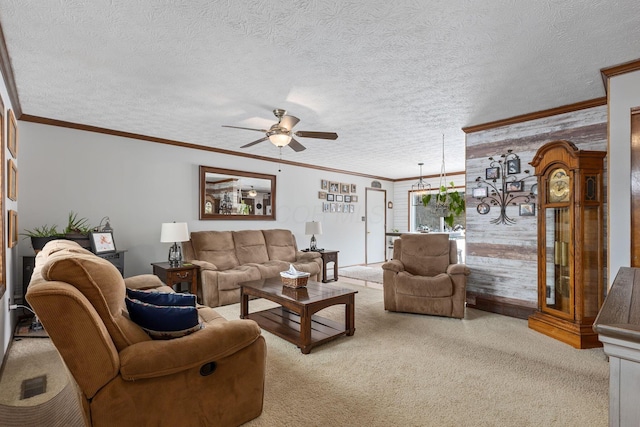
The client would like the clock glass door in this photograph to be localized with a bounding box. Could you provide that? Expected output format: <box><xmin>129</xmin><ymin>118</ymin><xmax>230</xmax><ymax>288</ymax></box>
<box><xmin>544</xmin><ymin>206</ymin><xmax>572</xmax><ymax>317</ymax></box>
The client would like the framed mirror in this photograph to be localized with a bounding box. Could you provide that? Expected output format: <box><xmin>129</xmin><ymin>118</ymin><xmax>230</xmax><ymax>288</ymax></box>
<box><xmin>199</xmin><ymin>166</ymin><xmax>276</xmax><ymax>220</ymax></box>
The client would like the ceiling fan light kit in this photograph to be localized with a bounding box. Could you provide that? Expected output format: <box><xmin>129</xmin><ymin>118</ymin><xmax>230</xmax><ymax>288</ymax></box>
<box><xmin>222</xmin><ymin>108</ymin><xmax>338</xmax><ymax>152</ymax></box>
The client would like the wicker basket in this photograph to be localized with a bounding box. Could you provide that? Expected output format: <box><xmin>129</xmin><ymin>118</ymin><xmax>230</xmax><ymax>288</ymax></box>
<box><xmin>281</xmin><ymin>274</ymin><xmax>309</xmax><ymax>288</ymax></box>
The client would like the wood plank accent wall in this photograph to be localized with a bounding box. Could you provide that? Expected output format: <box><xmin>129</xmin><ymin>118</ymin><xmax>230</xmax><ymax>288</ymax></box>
<box><xmin>464</xmin><ymin>106</ymin><xmax>608</xmax><ymax>318</ymax></box>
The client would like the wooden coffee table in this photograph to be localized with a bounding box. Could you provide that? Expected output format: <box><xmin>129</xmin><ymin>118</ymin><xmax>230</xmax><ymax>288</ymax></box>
<box><xmin>240</xmin><ymin>278</ymin><xmax>357</xmax><ymax>354</ymax></box>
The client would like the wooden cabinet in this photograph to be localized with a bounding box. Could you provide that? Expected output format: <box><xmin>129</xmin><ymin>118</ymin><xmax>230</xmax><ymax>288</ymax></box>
<box><xmin>528</xmin><ymin>140</ymin><xmax>606</xmax><ymax>348</ymax></box>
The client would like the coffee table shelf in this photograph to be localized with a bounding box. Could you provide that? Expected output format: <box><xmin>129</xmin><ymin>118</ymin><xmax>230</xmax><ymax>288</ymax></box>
<box><xmin>241</xmin><ymin>279</ymin><xmax>357</xmax><ymax>354</ymax></box>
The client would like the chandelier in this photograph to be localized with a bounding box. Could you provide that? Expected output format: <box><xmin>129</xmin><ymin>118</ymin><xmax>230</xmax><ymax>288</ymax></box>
<box><xmin>412</xmin><ymin>162</ymin><xmax>430</xmax><ymax>193</ymax></box>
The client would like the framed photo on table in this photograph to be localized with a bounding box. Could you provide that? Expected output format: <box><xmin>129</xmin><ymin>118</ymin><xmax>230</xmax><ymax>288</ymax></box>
<box><xmin>90</xmin><ymin>231</ymin><xmax>116</xmax><ymax>254</ymax></box>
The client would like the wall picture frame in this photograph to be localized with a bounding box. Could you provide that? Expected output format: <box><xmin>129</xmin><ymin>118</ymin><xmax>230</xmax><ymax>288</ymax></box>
<box><xmin>486</xmin><ymin>167</ymin><xmax>500</xmax><ymax>180</ymax></box>
<box><xmin>507</xmin><ymin>158</ymin><xmax>521</xmax><ymax>174</ymax></box>
<box><xmin>8</xmin><ymin>158</ymin><xmax>17</xmax><ymax>201</ymax></box>
<box><xmin>340</xmin><ymin>183</ymin><xmax>350</xmax><ymax>193</ymax></box>
<box><xmin>8</xmin><ymin>210</ymin><xmax>17</xmax><ymax>248</ymax></box>
<box><xmin>507</xmin><ymin>181</ymin><xmax>523</xmax><ymax>192</ymax></box>
<box><xmin>349</xmin><ymin>204</ymin><xmax>355</xmax><ymax>213</ymax></box>
<box><xmin>351</xmin><ymin>195</ymin><xmax>358</xmax><ymax>202</ymax></box>
<box><xmin>321</xmin><ymin>179</ymin><xmax>328</xmax><ymax>190</ymax></box>
<box><xmin>336</xmin><ymin>194</ymin><xmax>343</xmax><ymax>202</ymax></box>
<box><xmin>7</xmin><ymin>109</ymin><xmax>17</xmax><ymax>159</ymax></box>
<box><xmin>519</xmin><ymin>203</ymin><xmax>536</xmax><ymax>216</ymax></box>
<box><xmin>322</xmin><ymin>202</ymin><xmax>330</xmax><ymax>212</ymax></box>
<box><xmin>90</xmin><ymin>231</ymin><xmax>117</xmax><ymax>254</ymax></box>
<box><xmin>350</xmin><ymin>184</ymin><xmax>356</xmax><ymax>193</ymax></box>
<box><xmin>318</xmin><ymin>191</ymin><xmax>327</xmax><ymax>199</ymax></box>
<box><xmin>472</xmin><ymin>187</ymin><xmax>488</xmax><ymax>198</ymax></box>
<box><xmin>326</xmin><ymin>193</ymin><xmax>335</xmax><ymax>202</ymax></box>
<box><xmin>477</xmin><ymin>202</ymin><xmax>490</xmax><ymax>215</ymax></box>
<box><xmin>329</xmin><ymin>182</ymin><xmax>339</xmax><ymax>193</ymax></box>
<box><xmin>344</xmin><ymin>195</ymin><xmax>351</xmax><ymax>202</ymax></box>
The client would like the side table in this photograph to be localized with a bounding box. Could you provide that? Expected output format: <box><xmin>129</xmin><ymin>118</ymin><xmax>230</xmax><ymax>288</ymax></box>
<box><xmin>317</xmin><ymin>250</ymin><xmax>339</xmax><ymax>283</ymax></box>
<box><xmin>151</xmin><ymin>262</ymin><xmax>199</xmax><ymax>299</ymax></box>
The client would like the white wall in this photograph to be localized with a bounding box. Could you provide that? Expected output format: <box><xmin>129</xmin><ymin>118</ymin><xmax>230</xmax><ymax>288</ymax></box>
<box><xmin>17</xmin><ymin>122</ymin><xmax>393</xmax><ymax>283</ymax></box>
<box><xmin>0</xmin><ymin>70</ymin><xmax>18</xmax><ymax>360</ymax></box>
<box><xmin>608</xmin><ymin>69</ymin><xmax>640</xmax><ymax>284</ymax></box>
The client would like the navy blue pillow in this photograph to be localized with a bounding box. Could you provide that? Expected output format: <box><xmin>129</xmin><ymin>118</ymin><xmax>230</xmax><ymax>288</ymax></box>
<box><xmin>126</xmin><ymin>288</ymin><xmax>196</xmax><ymax>307</ymax></box>
<box><xmin>125</xmin><ymin>297</ymin><xmax>201</xmax><ymax>339</ymax></box>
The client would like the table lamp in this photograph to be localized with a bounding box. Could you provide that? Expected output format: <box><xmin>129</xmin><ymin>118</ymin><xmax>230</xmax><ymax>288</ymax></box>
<box><xmin>305</xmin><ymin>221</ymin><xmax>322</xmax><ymax>251</ymax></box>
<box><xmin>160</xmin><ymin>222</ymin><xmax>189</xmax><ymax>266</ymax></box>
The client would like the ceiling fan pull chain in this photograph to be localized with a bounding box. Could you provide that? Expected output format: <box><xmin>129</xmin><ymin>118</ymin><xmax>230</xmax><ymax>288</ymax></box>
<box><xmin>278</xmin><ymin>147</ymin><xmax>282</xmax><ymax>172</ymax></box>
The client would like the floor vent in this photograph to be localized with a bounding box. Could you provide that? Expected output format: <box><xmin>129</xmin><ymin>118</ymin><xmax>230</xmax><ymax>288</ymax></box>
<box><xmin>21</xmin><ymin>375</ymin><xmax>47</xmax><ymax>399</ymax></box>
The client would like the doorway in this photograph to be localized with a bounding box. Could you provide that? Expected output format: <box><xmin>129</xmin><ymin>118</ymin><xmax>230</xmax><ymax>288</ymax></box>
<box><xmin>365</xmin><ymin>188</ymin><xmax>386</xmax><ymax>264</ymax></box>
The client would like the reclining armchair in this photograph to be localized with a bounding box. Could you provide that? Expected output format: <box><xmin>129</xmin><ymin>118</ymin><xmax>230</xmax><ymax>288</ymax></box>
<box><xmin>26</xmin><ymin>240</ymin><xmax>266</xmax><ymax>427</ymax></box>
<box><xmin>382</xmin><ymin>233</ymin><xmax>470</xmax><ymax>319</ymax></box>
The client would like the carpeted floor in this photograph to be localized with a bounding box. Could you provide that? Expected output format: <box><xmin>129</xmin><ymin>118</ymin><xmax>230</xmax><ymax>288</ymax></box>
<box><xmin>0</xmin><ymin>281</ymin><xmax>609</xmax><ymax>426</ymax></box>
<box><xmin>338</xmin><ymin>265</ymin><xmax>383</xmax><ymax>283</ymax></box>
<box><xmin>0</xmin><ymin>338</ymin><xmax>85</xmax><ymax>426</ymax></box>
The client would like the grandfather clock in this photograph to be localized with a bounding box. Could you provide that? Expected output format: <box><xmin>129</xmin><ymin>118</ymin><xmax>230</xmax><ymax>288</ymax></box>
<box><xmin>528</xmin><ymin>140</ymin><xmax>606</xmax><ymax>349</ymax></box>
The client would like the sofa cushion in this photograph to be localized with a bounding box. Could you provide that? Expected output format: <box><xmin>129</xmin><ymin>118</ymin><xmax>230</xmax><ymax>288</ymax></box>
<box><xmin>216</xmin><ymin>265</ymin><xmax>262</xmax><ymax>291</ymax></box>
<box><xmin>395</xmin><ymin>272</ymin><xmax>453</xmax><ymax>298</ymax></box>
<box><xmin>233</xmin><ymin>230</ymin><xmax>270</xmax><ymax>265</ymax></box>
<box><xmin>125</xmin><ymin>297</ymin><xmax>202</xmax><ymax>340</ymax></box>
<box><xmin>190</xmin><ymin>231</ymin><xmax>239</xmax><ymax>270</ymax></box>
<box><xmin>400</xmin><ymin>234</ymin><xmax>451</xmax><ymax>277</ymax></box>
<box><xmin>126</xmin><ymin>288</ymin><xmax>196</xmax><ymax>307</ymax></box>
<box><xmin>262</xmin><ymin>229</ymin><xmax>297</xmax><ymax>262</ymax></box>
<box><xmin>250</xmin><ymin>260</ymin><xmax>290</xmax><ymax>279</ymax></box>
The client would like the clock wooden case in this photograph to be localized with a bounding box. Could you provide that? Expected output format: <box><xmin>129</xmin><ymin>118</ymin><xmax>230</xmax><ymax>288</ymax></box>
<box><xmin>528</xmin><ymin>140</ymin><xmax>606</xmax><ymax>349</ymax></box>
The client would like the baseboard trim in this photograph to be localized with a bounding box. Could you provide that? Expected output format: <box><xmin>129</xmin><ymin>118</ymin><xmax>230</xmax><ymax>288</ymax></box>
<box><xmin>466</xmin><ymin>293</ymin><xmax>536</xmax><ymax>320</ymax></box>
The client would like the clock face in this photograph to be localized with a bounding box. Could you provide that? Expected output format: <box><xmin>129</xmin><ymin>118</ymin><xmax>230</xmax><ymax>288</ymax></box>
<box><xmin>548</xmin><ymin>168</ymin><xmax>570</xmax><ymax>203</ymax></box>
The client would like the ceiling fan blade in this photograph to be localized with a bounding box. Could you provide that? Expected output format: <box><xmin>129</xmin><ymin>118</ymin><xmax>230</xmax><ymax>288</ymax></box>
<box><xmin>222</xmin><ymin>125</ymin><xmax>267</xmax><ymax>133</ymax></box>
<box><xmin>294</xmin><ymin>131</ymin><xmax>338</xmax><ymax>140</ymax></box>
<box><xmin>240</xmin><ymin>137</ymin><xmax>268</xmax><ymax>148</ymax></box>
<box><xmin>279</xmin><ymin>115</ymin><xmax>300</xmax><ymax>131</ymax></box>
<box><xmin>288</xmin><ymin>138</ymin><xmax>306</xmax><ymax>152</ymax></box>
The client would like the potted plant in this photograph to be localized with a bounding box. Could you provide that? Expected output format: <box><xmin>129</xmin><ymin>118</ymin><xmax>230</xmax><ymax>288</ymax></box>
<box><xmin>22</xmin><ymin>224</ymin><xmax>62</xmax><ymax>251</ymax></box>
<box><xmin>63</xmin><ymin>211</ymin><xmax>92</xmax><ymax>249</ymax></box>
<box><xmin>422</xmin><ymin>181</ymin><xmax>466</xmax><ymax>229</ymax></box>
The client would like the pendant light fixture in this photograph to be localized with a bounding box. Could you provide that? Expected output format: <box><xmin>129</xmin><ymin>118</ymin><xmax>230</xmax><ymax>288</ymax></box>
<box><xmin>411</xmin><ymin>162</ymin><xmax>431</xmax><ymax>206</ymax></box>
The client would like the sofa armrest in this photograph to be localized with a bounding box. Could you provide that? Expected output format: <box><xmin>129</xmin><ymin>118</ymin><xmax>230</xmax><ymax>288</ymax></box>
<box><xmin>447</xmin><ymin>264</ymin><xmax>470</xmax><ymax>276</ymax></box>
<box><xmin>382</xmin><ymin>259</ymin><xmax>404</xmax><ymax>273</ymax></box>
<box><xmin>124</xmin><ymin>274</ymin><xmax>166</xmax><ymax>290</ymax></box>
<box><xmin>296</xmin><ymin>251</ymin><xmax>321</xmax><ymax>261</ymax></box>
<box><xmin>189</xmin><ymin>260</ymin><xmax>218</xmax><ymax>271</ymax></box>
<box><xmin>119</xmin><ymin>319</ymin><xmax>262</xmax><ymax>380</ymax></box>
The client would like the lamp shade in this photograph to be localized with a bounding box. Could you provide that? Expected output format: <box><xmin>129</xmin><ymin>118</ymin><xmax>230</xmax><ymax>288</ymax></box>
<box><xmin>305</xmin><ymin>221</ymin><xmax>322</xmax><ymax>236</ymax></box>
<box><xmin>160</xmin><ymin>222</ymin><xmax>189</xmax><ymax>243</ymax></box>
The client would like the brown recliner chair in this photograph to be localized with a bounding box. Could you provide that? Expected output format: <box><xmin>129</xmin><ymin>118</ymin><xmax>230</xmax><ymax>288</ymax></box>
<box><xmin>26</xmin><ymin>240</ymin><xmax>266</xmax><ymax>427</ymax></box>
<box><xmin>382</xmin><ymin>233</ymin><xmax>470</xmax><ymax>319</ymax></box>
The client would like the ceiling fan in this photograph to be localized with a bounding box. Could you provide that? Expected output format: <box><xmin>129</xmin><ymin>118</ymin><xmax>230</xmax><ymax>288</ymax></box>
<box><xmin>222</xmin><ymin>109</ymin><xmax>338</xmax><ymax>152</ymax></box>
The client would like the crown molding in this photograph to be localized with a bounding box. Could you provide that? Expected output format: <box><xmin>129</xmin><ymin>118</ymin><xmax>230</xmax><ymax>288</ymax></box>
<box><xmin>462</xmin><ymin>97</ymin><xmax>607</xmax><ymax>134</ymax></box>
<box><xmin>0</xmin><ymin>22</ymin><xmax>22</xmax><ymax>116</ymax></box>
<box><xmin>20</xmin><ymin>114</ymin><xmax>398</xmax><ymax>181</ymax></box>
<box><xmin>600</xmin><ymin>58</ymin><xmax>640</xmax><ymax>89</ymax></box>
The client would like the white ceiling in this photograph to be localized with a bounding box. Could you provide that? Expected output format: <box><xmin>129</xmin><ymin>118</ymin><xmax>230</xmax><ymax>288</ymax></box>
<box><xmin>1</xmin><ymin>0</ymin><xmax>639</xmax><ymax>179</ymax></box>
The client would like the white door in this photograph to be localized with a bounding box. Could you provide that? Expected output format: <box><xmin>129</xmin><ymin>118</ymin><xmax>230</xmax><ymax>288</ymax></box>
<box><xmin>366</xmin><ymin>188</ymin><xmax>386</xmax><ymax>264</ymax></box>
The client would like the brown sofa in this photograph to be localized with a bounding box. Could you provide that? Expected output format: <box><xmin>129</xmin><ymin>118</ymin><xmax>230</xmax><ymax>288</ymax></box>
<box><xmin>382</xmin><ymin>233</ymin><xmax>470</xmax><ymax>319</ymax></box>
<box><xmin>26</xmin><ymin>240</ymin><xmax>266</xmax><ymax>427</ymax></box>
<box><xmin>183</xmin><ymin>229</ymin><xmax>322</xmax><ymax>307</ymax></box>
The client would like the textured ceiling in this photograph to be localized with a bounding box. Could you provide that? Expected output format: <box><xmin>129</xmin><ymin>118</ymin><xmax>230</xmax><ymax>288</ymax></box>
<box><xmin>1</xmin><ymin>0</ymin><xmax>639</xmax><ymax>179</ymax></box>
